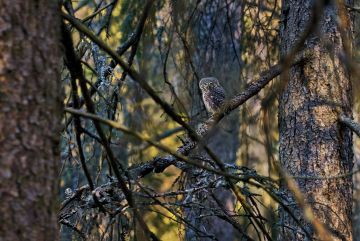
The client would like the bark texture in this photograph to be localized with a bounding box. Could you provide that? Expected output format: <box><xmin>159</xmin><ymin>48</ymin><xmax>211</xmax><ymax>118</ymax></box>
<box><xmin>278</xmin><ymin>1</ymin><xmax>353</xmax><ymax>240</ymax></box>
<box><xmin>0</xmin><ymin>1</ymin><xmax>62</xmax><ymax>240</ymax></box>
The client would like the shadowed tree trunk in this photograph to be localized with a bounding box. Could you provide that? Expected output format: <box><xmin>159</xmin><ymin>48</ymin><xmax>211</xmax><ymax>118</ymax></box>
<box><xmin>180</xmin><ymin>1</ymin><xmax>243</xmax><ymax>240</ymax></box>
<box><xmin>352</xmin><ymin>1</ymin><xmax>360</xmax><ymax>240</ymax></box>
<box><xmin>278</xmin><ymin>1</ymin><xmax>353</xmax><ymax>240</ymax></box>
<box><xmin>0</xmin><ymin>1</ymin><xmax>62</xmax><ymax>240</ymax></box>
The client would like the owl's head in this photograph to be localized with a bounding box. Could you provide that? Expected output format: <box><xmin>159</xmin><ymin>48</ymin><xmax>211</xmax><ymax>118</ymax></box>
<box><xmin>199</xmin><ymin>77</ymin><xmax>220</xmax><ymax>91</ymax></box>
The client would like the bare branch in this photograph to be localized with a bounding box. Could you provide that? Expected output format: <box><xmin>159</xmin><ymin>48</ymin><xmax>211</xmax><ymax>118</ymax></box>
<box><xmin>339</xmin><ymin>115</ymin><xmax>360</xmax><ymax>137</ymax></box>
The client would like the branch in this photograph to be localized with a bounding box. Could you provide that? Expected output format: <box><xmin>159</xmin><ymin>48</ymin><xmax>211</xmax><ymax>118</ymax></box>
<box><xmin>111</xmin><ymin>0</ymin><xmax>154</xmax><ymax>59</ymax></box>
<box><xmin>127</xmin><ymin>127</ymin><xmax>184</xmax><ymax>156</ymax></box>
<box><xmin>339</xmin><ymin>115</ymin><xmax>360</xmax><ymax>137</ymax></box>
<box><xmin>61</xmin><ymin>10</ymin><xmax>237</xmax><ymax>188</ymax></box>
<box><xmin>61</xmin><ymin>10</ymin><xmax>310</xmax><ymax>239</ymax></box>
<box><xmin>64</xmin><ymin>107</ymin><xmax>262</xmax><ymax>183</ymax></box>
<box><xmin>346</xmin><ymin>5</ymin><xmax>360</xmax><ymax>13</ymax></box>
<box><xmin>62</xmin><ymin>11</ymin><xmax>199</xmax><ymax>141</ymax></box>
<box><xmin>61</xmin><ymin>22</ymin><xmax>159</xmax><ymax>241</ymax></box>
<box><xmin>82</xmin><ymin>1</ymin><xmax>116</xmax><ymax>22</ymax></box>
<box><xmin>62</xmin><ymin>9</ymin><xmax>308</xmax><ymax>182</ymax></box>
<box><xmin>65</xmin><ymin>0</ymin><xmax>153</xmax><ymax>112</ymax></box>
<box><xmin>64</xmin><ymin>107</ymin><xmax>274</xmax><ymax>240</ymax></box>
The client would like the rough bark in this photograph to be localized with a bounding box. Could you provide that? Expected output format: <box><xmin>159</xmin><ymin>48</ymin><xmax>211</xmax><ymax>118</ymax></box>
<box><xmin>278</xmin><ymin>1</ymin><xmax>353</xmax><ymax>240</ymax></box>
<box><xmin>0</xmin><ymin>1</ymin><xmax>62</xmax><ymax>241</ymax></box>
<box><xmin>352</xmin><ymin>1</ymin><xmax>360</xmax><ymax>240</ymax></box>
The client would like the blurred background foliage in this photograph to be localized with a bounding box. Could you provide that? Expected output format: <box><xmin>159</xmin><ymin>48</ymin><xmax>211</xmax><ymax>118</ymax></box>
<box><xmin>60</xmin><ymin>0</ymin><xmax>360</xmax><ymax>240</ymax></box>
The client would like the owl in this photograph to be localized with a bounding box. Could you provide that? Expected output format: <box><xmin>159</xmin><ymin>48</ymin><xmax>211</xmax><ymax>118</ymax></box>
<box><xmin>199</xmin><ymin>77</ymin><xmax>226</xmax><ymax>115</ymax></box>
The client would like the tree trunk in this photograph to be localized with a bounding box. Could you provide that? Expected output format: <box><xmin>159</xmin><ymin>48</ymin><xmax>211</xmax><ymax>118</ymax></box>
<box><xmin>278</xmin><ymin>1</ymin><xmax>353</xmax><ymax>240</ymax></box>
<box><xmin>182</xmin><ymin>1</ymin><xmax>243</xmax><ymax>240</ymax></box>
<box><xmin>0</xmin><ymin>1</ymin><xmax>62</xmax><ymax>241</ymax></box>
<box><xmin>352</xmin><ymin>0</ymin><xmax>360</xmax><ymax>240</ymax></box>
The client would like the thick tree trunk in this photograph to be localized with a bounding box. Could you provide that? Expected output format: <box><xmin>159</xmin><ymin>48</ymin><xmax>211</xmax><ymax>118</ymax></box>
<box><xmin>278</xmin><ymin>1</ymin><xmax>353</xmax><ymax>240</ymax></box>
<box><xmin>352</xmin><ymin>1</ymin><xmax>360</xmax><ymax>240</ymax></box>
<box><xmin>0</xmin><ymin>1</ymin><xmax>62</xmax><ymax>241</ymax></box>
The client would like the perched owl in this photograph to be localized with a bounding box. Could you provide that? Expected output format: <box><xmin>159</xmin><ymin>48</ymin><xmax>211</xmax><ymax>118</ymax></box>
<box><xmin>199</xmin><ymin>77</ymin><xmax>226</xmax><ymax>115</ymax></box>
